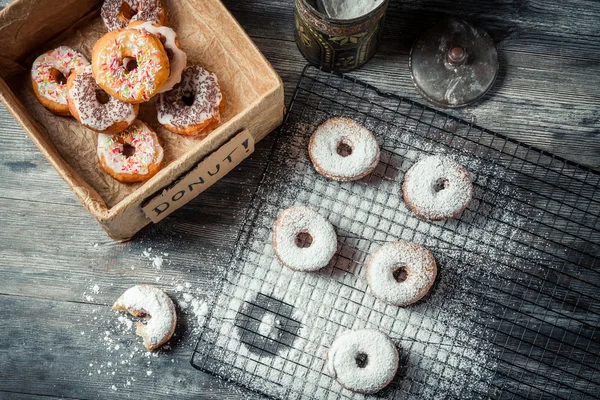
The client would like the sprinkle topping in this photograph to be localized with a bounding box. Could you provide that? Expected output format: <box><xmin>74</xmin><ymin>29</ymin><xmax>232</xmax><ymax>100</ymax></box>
<box><xmin>94</xmin><ymin>29</ymin><xmax>166</xmax><ymax>102</ymax></box>
<box><xmin>68</xmin><ymin>66</ymin><xmax>137</xmax><ymax>131</ymax></box>
<box><xmin>101</xmin><ymin>0</ymin><xmax>164</xmax><ymax>31</ymax></box>
<box><xmin>31</xmin><ymin>46</ymin><xmax>89</xmax><ymax>105</ymax></box>
<box><xmin>97</xmin><ymin>120</ymin><xmax>163</xmax><ymax>175</ymax></box>
<box><xmin>156</xmin><ymin>65</ymin><xmax>222</xmax><ymax>128</ymax></box>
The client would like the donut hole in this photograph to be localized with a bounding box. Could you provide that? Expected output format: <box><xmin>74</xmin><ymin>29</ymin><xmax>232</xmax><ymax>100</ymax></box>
<box><xmin>182</xmin><ymin>93</ymin><xmax>195</xmax><ymax>106</ymax></box>
<box><xmin>122</xmin><ymin>143</ymin><xmax>136</xmax><ymax>158</ymax></box>
<box><xmin>434</xmin><ymin>178</ymin><xmax>450</xmax><ymax>193</ymax></box>
<box><xmin>392</xmin><ymin>266</ymin><xmax>409</xmax><ymax>283</ymax></box>
<box><xmin>95</xmin><ymin>89</ymin><xmax>111</xmax><ymax>105</ymax></box>
<box><xmin>50</xmin><ymin>68</ymin><xmax>68</xmax><ymax>85</ymax></box>
<box><xmin>119</xmin><ymin>1</ymin><xmax>138</xmax><ymax>21</ymax></box>
<box><xmin>355</xmin><ymin>352</ymin><xmax>369</xmax><ymax>368</ymax></box>
<box><xmin>123</xmin><ymin>57</ymin><xmax>138</xmax><ymax>73</ymax></box>
<box><xmin>295</xmin><ymin>232</ymin><xmax>313</xmax><ymax>248</ymax></box>
<box><xmin>336</xmin><ymin>140</ymin><xmax>353</xmax><ymax>157</ymax></box>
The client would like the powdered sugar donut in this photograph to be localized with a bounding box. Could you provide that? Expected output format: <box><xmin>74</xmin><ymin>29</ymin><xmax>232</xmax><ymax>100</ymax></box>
<box><xmin>272</xmin><ymin>206</ymin><xmax>337</xmax><ymax>272</ymax></box>
<box><xmin>128</xmin><ymin>21</ymin><xmax>187</xmax><ymax>93</ymax></box>
<box><xmin>97</xmin><ymin>120</ymin><xmax>164</xmax><ymax>183</ymax></box>
<box><xmin>67</xmin><ymin>66</ymin><xmax>138</xmax><ymax>134</ymax></box>
<box><xmin>112</xmin><ymin>284</ymin><xmax>176</xmax><ymax>351</ymax></box>
<box><xmin>101</xmin><ymin>0</ymin><xmax>167</xmax><ymax>31</ymax></box>
<box><xmin>156</xmin><ymin>65</ymin><xmax>224</xmax><ymax>137</ymax></box>
<box><xmin>327</xmin><ymin>329</ymin><xmax>398</xmax><ymax>394</ymax></box>
<box><xmin>31</xmin><ymin>46</ymin><xmax>90</xmax><ymax>116</ymax></box>
<box><xmin>366</xmin><ymin>241</ymin><xmax>437</xmax><ymax>306</ymax></box>
<box><xmin>309</xmin><ymin>117</ymin><xmax>380</xmax><ymax>181</ymax></box>
<box><xmin>402</xmin><ymin>155</ymin><xmax>473</xmax><ymax>221</ymax></box>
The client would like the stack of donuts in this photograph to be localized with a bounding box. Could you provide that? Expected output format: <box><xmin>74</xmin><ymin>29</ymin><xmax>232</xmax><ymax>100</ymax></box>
<box><xmin>30</xmin><ymin>0</ymin><xmax>225</xmax><ymax>183</ymax></box>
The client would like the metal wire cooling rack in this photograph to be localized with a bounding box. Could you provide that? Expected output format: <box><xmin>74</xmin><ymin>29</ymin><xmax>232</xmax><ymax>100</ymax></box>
<box><xmin>191</xmin><ymin>65</ymin><xmax>600</xmax><ymax>400</ymax></box>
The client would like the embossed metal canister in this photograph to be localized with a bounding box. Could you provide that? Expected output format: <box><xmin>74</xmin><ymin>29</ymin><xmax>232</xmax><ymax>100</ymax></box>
<box><xmin>294</xmin><ymin>0</ymin><xmax>389</xmax><ymax>72</ymax></box>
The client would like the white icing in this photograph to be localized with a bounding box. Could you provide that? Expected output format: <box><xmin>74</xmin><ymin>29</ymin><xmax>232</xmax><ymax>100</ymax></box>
<box><xmin>309</xmin><ymin>117</ymin><xmax>380</xmax><ymax>181</ymax></box>
<box><xmin>113</xmin><ymin>285</ymin><xmax>176</xmax><ymax>349</ymax></box>
<box><xmin>97</xmin><ymin>120</ymin><xmax>163</xmax><ymax>175</ymax></box>
<box><xmin>272</xmin><ymin>206</ymin><xmax>337</xmax><ymax>272</ymax></box>
<box><xmin>366</xmin><ymin>241</ymin><xmax>436</xmax><ymax>306</ymax></box>
<box><xmin>130</xmin><ymin>22</ymin><xmax>187</xmax><ymax>93</ymax></box>
<box><xmin>31</xmin><ymin>46</ymin><xmax>89</xmax><ymax>105</ymax></box>
<box><xmin>327</xmin><ymin>329</ymin><xmax>398</xmax><ymax>393</ymax></box>
<box><xmin>68</xmin><ymin>66</ymin><xmax>136</xmax><ymax>131</ymax></box>
<box><xmin>403</xmin><ymin>155</ymin><xmax>473</xmax><ymax>220</ymax></box>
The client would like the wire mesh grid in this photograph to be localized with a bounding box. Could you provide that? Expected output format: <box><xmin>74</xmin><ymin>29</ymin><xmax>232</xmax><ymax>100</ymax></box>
<box><xmin>191</xmin><ymin>65</ymin><xmax>600</xmax><ymax>400</ymax></box>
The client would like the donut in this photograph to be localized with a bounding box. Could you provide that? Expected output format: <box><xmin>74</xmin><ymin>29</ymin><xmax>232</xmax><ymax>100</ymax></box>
<box><xmin>67</xmin><ymin>65</ymin><xmax>139</xmax><ymax>134</ymax></box>
<box><xmin>402</xmin><ymin>155</ymin><xmax>473</xmax><ymax>221</ymax></box>
<box><xmin>112</xmin><ymin>284</ymin><xmax>176</xmax><ymax>351</ymax></box>
<box><xmin>156</xmin><ymin>65</ymin><xmax>225</xmax><ymax>137</ymax></box>
<box><xmin>31</xmin><ymin>46</ymin><xmax>90</xmax><ymax>116</ymax></box>
<box><xmin>101</xmin><ymin>0</ymin><xmax>167</xmax><ymax>31</ymax></box>
<box><xmin>366</xmin><ymin>241</ymin><xmax>437</xmax><ymax>306</ymax></box>
<box><xmin>326</xmin><ymin>329</ymin><xmax>398</xmax><ymax>394</ymax></box>
<box><xmin>309</xmin><ymin>117</ymin><xmax>380</xmax><ymax>182</ymax></box>
<box><xmin>97</xmin><ymin>120</ymin><xmax>164</xmax><ymax>183</ymax></box>
<box><xmin>272</xmin><ymin>206</ymin><xmax>337</xmax><ymax>272</ymax></box>
<box><xmin>128</xmin><ymin>21</ymin><xmax>187</xmax><ymax>93</ymax></box>
<box><xmin>92</xmin><ymin>28</ymin><xmax>170</xmax><ymax>103</ymax></box>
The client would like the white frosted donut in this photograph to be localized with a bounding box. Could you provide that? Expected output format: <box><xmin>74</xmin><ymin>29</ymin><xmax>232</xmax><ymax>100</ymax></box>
<box><xmin>366</xmin><ymin>241</ymin><xmax>437</xmax><ymax>306</ymax></box>
<box><xmin>327</xmin><ymin>329</ymin><xmax>398</xmax><ymax>394</ymax></box>
<box><xmin>129</xmin><ymin>21</ymin><xmax>187</xmax><ymax>93</ymax></box>
<box><xmin>272</xmin><ymin>206</ymin><xmax>337</xmax><ymax>272</ymax></box>
<box><xmin>97</xmin><ymin>120</ymin><xmax>164</xmax><ymax>183</ymax></box>
<box><xmin>112</xmin><ymin>284</ymin><xmax>176</xmax><ymax>351</ymax></box>
<box><xmin>309</xmin><ymin>117</ymin><xmax>380</xmax><ymax>181</ymax></box>
<box><xmin>402</xmin><ymin>155</ymin><xmax>473</xmax><ymax>221</ymax></box>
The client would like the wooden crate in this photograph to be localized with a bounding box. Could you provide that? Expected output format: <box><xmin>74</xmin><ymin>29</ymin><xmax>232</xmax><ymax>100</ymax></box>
<box><xmin>0</xmin><ymin>0</ymin><xmax>285</xmax><ymax>240</ymax></box>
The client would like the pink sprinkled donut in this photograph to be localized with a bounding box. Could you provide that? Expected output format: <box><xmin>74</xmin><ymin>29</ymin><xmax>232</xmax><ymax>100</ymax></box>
<box><xmin>156</xmin><ymin>65</ymin><xmax>225</xmax><ymax>137</ymax></box>
<box><xmin>366</xmin><ymin>241</ymin><xmax>437</xmax><ymax>306</ymax></box>
<box><xmin>31</xmin><ymin>46</ymin><xmax>89</xmax><ymax>116</ymax></box>
<box><xmin>97</xmin><ymin>120</ymin><xmax>164</xmax><ymax>183</ymax></box>
<box><xmin>67</xmin><ymin>66</ymin><xmax>139</xmax><ymax>134</ymax></box>
<box><xmin>101</xmin><ymin>0</ymin><xmax>167</xmax><ymax>31</ymax></box>
<box><xmin>402</xmin><ymin>155</ymin><xmax>473</xmax><ymax>221</ymax></box>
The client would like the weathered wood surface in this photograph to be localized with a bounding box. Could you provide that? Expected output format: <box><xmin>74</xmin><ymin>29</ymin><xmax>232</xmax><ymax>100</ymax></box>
<box><xmin>0</xmin><ymin>0</ymin><xmax>598</xmax><ymax>399</ymax></box>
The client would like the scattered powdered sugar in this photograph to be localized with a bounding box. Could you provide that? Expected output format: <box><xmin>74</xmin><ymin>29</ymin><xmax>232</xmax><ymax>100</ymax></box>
<box><xmin>403</xmin><ymin>155</ymin><xmax>473</xmax><ymax>220</ymax></box>
<box><xmin>272</xmin><ymin>206</ymin><xmax>337</xmax><ymax>272</ymax></box>
<box><xmin>327</xmin><ymin>329</ymin><xmax>398</xmax><ymax>393</ymax></box>
<box><xmin>366</xmin><ymin>241</ymin><xmax>436</xmax><ymax>306</ymax></box>
<box><xmin>309</xmin><ymin>117</ymin><xmax>380</xmax><ymax>181</ymax></box>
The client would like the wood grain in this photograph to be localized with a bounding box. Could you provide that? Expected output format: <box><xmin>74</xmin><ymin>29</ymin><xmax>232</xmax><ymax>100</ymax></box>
<box><xmin>0</xmin><ymin>0</ymin><xmax>598</xmax><ymax>398</ymax></box>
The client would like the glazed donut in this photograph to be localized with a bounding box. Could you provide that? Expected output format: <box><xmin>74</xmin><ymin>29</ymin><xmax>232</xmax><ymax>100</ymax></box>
<box><xmin>272</xmin><ymin>206</ymin><xmax>337</xmax><ymax>272</ymax></box>
<box><xmin>31</xmin><ymin>46</ymin><xmax>89</xmax><ymax>116</ymax></box>
<box><xmin>402</xmin><ymin>155</ymin><xmax>473</xmax><ymax>221</ymax></box>
<box><xmin>128</xmin><ymin>21</ymin><xmax>187</xmax><ymax>93</ymax></box>
<box><xmin>366</xmin><ymin>241</ymin><xmax>437</xmax><ymax>306</ymax></box>
<box><xmin>67</xmin><ymin>65</ymin><xmax>139</xmax><ymax>134</ymax></box>
<box><xmin>156</xmin><ymin>65</ymin><xmax>224</xmax><ymax>137</ymax></box>
<box><xmin>92</xmin><ymin>28</ymin><xmax>170</xmax><ymax>103</ymax></box>
<box><xmin>101</xmin><ymin>0</ymin><xmax>167</xmax><ymax>31</ymax></box>
<box><xmin>309</xmin><ymin>117</ymin><xmax>380</xmax><ymax>181</ymax></box>
<box><xmin>97</xmin><ymin>120</ymin><xmax>164</xmax><ymax>183</ymax></box>
<box><xmin>112</xmin><ymin>284</ymin><xmax>176</xmax><ymax>351</ymax></box>
<box><xmin>327</xmin><ymin>329</ymin><xmax>398</xmax><ymax>394</ymax></box>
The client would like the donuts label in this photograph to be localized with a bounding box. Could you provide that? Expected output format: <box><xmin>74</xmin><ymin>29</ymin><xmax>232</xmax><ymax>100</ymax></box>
<box><xmin>143</xmin><ymin>130</ymin><xmax>255</xmax><ymax>223</ymax></box>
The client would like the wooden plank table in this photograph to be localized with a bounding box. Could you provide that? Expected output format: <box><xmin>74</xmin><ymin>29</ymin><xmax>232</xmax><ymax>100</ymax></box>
<box><xmin>0</xmin><ymin>0</ymin><xmax>598</xmax><ymax>399</ymax></box>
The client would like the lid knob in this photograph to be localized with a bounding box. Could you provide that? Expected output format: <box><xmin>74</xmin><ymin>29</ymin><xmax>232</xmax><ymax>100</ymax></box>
<box><xmin>447</xmin><ymin>46</ymin><xmax>467</xmax><ymax>65</ymax></box>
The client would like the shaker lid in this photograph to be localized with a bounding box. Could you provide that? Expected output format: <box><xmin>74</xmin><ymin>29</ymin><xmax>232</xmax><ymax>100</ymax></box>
<box><xmin>409</xmin><ymin>18</ymin><xmax>499</xmax><ymax>108</ymax></box>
